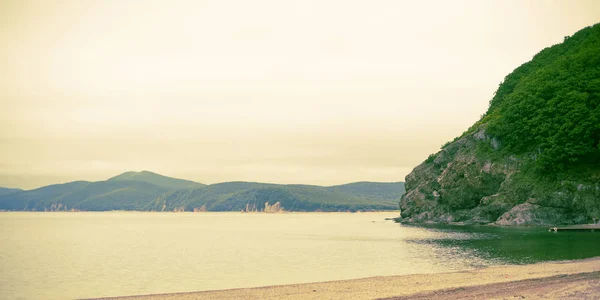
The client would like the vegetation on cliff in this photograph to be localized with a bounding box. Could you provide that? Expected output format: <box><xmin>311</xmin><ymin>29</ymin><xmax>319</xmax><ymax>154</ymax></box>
<box><xmin>400</xmin><ymin>24</ymin><xmax>600</xmax><ymax>225</ymax></box>
<box><xmin>484</xmin><ymin>25</ymin><xmax>600</xmax><ymax>175</ymax></box>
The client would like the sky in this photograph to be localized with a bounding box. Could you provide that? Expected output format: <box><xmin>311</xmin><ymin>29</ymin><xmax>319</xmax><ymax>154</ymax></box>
<box><xmin>1</xmin><ymin>0</ymin><xmax>599</xmax><ymax>189</ymax></box>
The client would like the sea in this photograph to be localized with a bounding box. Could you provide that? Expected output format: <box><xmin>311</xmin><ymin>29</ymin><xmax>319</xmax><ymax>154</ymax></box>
<box><xmin>1</xmin><ymin>212</ymin><xmax>599</xmax><ymax>299</ymax></box>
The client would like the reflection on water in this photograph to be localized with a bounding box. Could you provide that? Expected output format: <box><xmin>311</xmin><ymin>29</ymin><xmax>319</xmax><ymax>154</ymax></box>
<box><xmin>0</xmin><ymin>212</ymin><xmax>599</xmax><ymax>299</ymax></box>
<box><xmin>410</xmin><ymin>224</ymin><xmax>600</xmax><ymax>264</ymax></box>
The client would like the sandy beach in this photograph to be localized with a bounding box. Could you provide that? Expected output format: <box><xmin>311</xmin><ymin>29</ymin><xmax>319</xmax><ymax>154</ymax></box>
<box><xmin>90</xmin><ymin>257</ymin><xmax>600</xmax><ymax>300</ymax></box>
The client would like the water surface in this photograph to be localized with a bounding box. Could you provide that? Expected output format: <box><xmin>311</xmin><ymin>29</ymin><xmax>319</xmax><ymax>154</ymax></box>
<box><xmin>412</xmin><ymin>223</ymin><xmax>600</xmax><ymax>264</ymax></box>
<box><xmin>0</xmin><ymin>212</ymin><xmax>598</xmax><ymax>300</ymax></box>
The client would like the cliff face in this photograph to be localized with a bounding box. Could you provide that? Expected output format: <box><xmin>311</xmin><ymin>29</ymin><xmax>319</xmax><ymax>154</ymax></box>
<box><xmin>400</xmin><ymin>127</ymin><xmax>599</xmax><ymax>225</ymax></box>
<box><xmin>399</xmin><ymin>24</ymin><xmax>600</xmax><ymax>226</ymax></box>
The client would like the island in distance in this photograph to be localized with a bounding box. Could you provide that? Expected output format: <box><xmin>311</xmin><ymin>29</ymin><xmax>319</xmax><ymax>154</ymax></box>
<box><xmin>0</xmin><ymin>171</ymin><xmax>404</xmax><ymax>212</ymax></box>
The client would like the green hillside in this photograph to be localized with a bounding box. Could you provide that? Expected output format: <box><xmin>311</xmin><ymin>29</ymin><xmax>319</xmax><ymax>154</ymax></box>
<box><xmin>399</xmin><ymin>24</ymin><xmax>600</xmax><ymax>225</ymax></box>
<box><xmin>484</xmin><ymin>24</ymin><xmax>600</xmax><ymax>175</ymax></box>
<box><xmin>0</xmin><ymin>181</ymin><xmax>91</xmax><ymax>211</ymax></box>
<box><xmin>149</xmin><ymin>182</ymin><xmax>402</xmax><ymax>212</ymax></box>
<box><xmin>329</xmin><ymin>182</ymin><xmax>405</xmax><ymax>201</ymax></box>
<box><xmin>0</xmin><ymin>187</ymin><xmax>22</xmax><ymax>196</ymax></box>
<box><xmin>0</xmin><ymin>173</ymin><xmax>404</xmax><ymax>212</ymax></box>
<box><xmin>108</xmin><ymin>171</ymin><xmax>205</xmax><ymax>189</ymax></box>
<box><xmin>1</xmin><ymin>181</ymin><xmax>170</xmax><ymax>211</ymax></box>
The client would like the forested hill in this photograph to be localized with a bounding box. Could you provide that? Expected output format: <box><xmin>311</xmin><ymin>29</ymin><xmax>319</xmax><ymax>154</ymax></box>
<box><xmin>0</xmin><ymin>171</ymin><xmax>404</xmax><ymax>212</ymax></box>
<box><xmin>484</xmin><ymin>25</ymin><xmax>600</xmax><ymax>174</ymax></box>
<box><xmin>399</xmin><ymin>23</ymin><xmax>600</xmax><ymax>226</ymax></box>
<box><xmin>107</xmin><ymin>170</ymin><xmax>206</xmax><ymax>189</ymax></box>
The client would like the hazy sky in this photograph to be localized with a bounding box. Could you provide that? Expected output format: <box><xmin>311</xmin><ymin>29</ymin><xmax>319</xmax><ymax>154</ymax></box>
<box><xmin>1</xmin><ymin>0</ymin><xmax>599</xmax><ymax>189</ymax></box>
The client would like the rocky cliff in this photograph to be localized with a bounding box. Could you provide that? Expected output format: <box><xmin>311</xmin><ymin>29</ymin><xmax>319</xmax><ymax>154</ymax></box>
<box><xmin>399</xmin><ymin>24</ymin><xmax>600</xmax><ymax>226</ymax></box>
<box><xmin>399</xmin><ymin>126</ymin><xmax>599</xmax><ymax>225</ymax></box>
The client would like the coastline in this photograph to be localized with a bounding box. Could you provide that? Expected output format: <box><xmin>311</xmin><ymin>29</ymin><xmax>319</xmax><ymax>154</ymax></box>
<box><xmin>88</xmin><ymin>257</ymin><xmax>600</xmax><ymax>300</ymax></box>
<box><xmin>0</xmin><ymin>210</ymin><xmax>400</xmax><ymax>213</ymax></box>
<box><xmin>394</xmin><ymin>217</ymin><xmax>600</xmax><ymax>229</ymax></box>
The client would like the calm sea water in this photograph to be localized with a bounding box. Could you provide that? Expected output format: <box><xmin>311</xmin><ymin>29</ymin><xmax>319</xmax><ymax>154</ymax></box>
<box><xmin>1</xmin><ymin>212</ymin><xmax>599</xmax><ymax>300</ymax></box>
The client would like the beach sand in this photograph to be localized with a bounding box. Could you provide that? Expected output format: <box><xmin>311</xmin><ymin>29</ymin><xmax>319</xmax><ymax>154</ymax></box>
<box><xmin>90</xmin><ymin>257</ymin><xmax>600</xmax><ymax>300</ymax></box>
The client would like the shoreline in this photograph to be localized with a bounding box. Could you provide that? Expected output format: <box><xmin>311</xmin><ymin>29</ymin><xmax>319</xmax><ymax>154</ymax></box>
<box><xmin>88</xmin><ymin>257</ymin><xmax>600</xmax><ymax>300</ymax></box>
<box><xmin>396</xmin><ymin>219</ymin><xmax>600</xmax><ymax>229</ymax></box>
<box><xmin>0</xmin><ymin>210</ymin><xmax>400</xmax><ymax>213</ymax></box>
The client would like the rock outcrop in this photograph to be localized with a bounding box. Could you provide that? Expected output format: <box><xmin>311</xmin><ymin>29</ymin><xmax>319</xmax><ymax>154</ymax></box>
<box><xmin>193</xmin><ymin>204</ymin><xmax>207</xmax><ymax>212</ymax></box>
<box><xmin>399</xmin><ymin>127</ymin><xmax>599</xmax><ymax>226</ymax></box>
<box><xmin>264</xmin><ymin>201</ymin><xmax>283</xmax><ymax>213</ymax></box>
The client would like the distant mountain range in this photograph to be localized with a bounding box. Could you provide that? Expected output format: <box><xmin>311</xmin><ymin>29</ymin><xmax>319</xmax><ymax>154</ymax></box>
<box><xmin>0</xmin><ymin>171</ymin><xmax>404</xmax><ymax>212</ymax></box>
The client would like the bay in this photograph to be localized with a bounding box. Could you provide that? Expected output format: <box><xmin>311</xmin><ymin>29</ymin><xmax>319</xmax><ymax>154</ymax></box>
<box><xmin>0</xmin><ymin>212</ymin><xmax>598</xmax><ymax>300</ymax></box>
